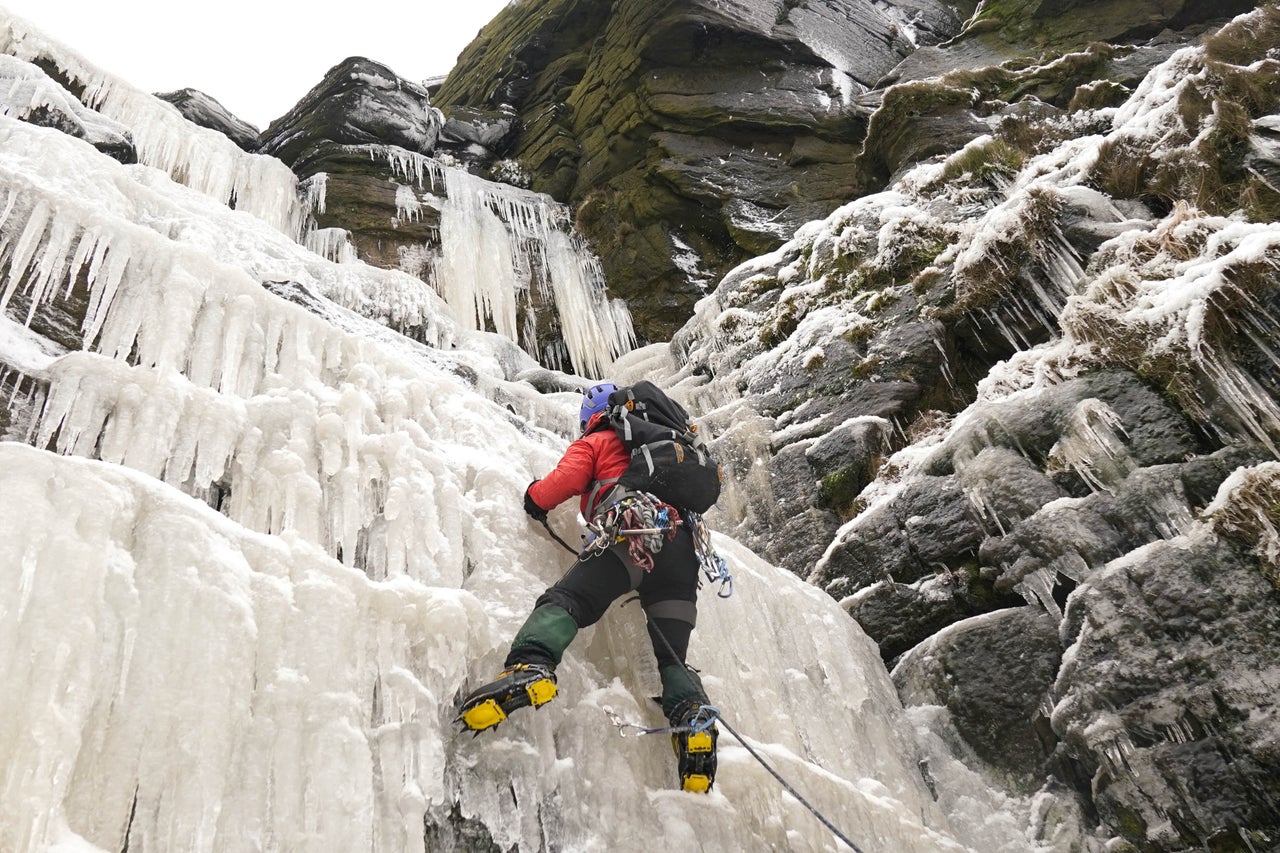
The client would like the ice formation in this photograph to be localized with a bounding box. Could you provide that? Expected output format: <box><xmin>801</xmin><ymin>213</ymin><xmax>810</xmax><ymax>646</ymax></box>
<box><xmin>0</xmin><ymin>7</ymin><xmax>632</xmax><ymax>380</ymax></box>
<box><xmin>0</xmin><ymin>10</ymin><xmax>1002</xmax><ymax>853</ymax></box>
<box><xmin>435</xmin><ymin>163</ymin><xmax>635</xmax><ymax>378</ymax></box>
<box><xmin>1</xmin><ymin>443</ymin><xmax>978</xmax><ymax>852</ymax></box>
<box><xmin>0</xmin><ymin>11</ymin><xmax>308</xmax><ymax>238</ymax></box>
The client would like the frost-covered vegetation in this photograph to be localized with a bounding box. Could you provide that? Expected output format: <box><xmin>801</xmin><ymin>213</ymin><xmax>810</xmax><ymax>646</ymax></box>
<box><xmin>636</xmin><ymin>6</ymin><xmax>1280</xmax><ymax>850</ymax></box>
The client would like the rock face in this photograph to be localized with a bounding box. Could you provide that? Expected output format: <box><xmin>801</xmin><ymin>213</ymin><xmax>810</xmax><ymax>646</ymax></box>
<box><xmin>261</xmin><ymin>57</ymin><xmax>443</xmax><ymax>166</ymax></box>
<box><xmin>433</xmin><ymin>0</ymin><xmax>962</xmax><ymax>341</ymax></box>
<box><xmin>1053</xmin><ymin>534</ymin><xmax>1280</xmax><ymax>851</ymax></box>
<box><xmin>156</xmin><ymin>88</ymin><xmax>260</xmax><ymax>151</ymax></box>
<box><xmin>895</xmin><ymin>607</ymin><xmax>1063</xmax><ymax>794</ymax></box>
<box><xmin>258</xmin><ymin>57</ymin><xmax>444</xmax><ymax>271</ymax></box>
<box><xmin>654</xmin><ymin>5</ymin><xmax>1280</xmax><ymax>848</ymax></box>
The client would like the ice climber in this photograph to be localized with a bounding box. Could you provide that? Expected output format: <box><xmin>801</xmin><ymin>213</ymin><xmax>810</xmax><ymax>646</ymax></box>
<box><xmin>458</xmin><ymin>381</ymin><xmax>721</xmax><ymax>792</ymax></box>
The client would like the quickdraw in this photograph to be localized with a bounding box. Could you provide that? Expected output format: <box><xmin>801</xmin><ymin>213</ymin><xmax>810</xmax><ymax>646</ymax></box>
<box><xmin>603</xmin><ymin>705</ymin><xmax>721</xmax><ymax>738</ymax></box>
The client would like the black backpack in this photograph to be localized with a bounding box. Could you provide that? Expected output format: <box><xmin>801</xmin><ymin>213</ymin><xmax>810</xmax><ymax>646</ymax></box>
<box><xmin>602</xmin><ymin>381</ymin><xmax>722</xmax><ymax>513</ymax></box>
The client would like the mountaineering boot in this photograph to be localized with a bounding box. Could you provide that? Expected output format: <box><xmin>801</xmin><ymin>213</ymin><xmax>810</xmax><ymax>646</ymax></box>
<box><xmin>457</xmin><ymin>663</ymin><xmax>558</xmax><ymax>733</ymax></box>
<box><xmin>669</xmin><ymin>698</ymin><xmax>718</xmax><ymax>793</ymax></box>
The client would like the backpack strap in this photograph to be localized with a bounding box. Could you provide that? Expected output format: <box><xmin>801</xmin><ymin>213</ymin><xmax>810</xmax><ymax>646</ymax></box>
<box><xmin>585</xmin><ymin>476</ymin><xmax>621</xmax><ymax>518</ymax></box>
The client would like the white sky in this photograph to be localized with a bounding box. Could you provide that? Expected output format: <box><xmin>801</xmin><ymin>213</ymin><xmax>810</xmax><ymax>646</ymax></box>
<box><xmin>3</xmin><ymin>1</ymin><xmax>513</xmax><ymax>129</ymax></box>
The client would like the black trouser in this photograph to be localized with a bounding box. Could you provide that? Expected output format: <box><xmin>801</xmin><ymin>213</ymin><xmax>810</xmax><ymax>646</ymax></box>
<box><xmin>507</xmin><ymin>525</ymin><xmax>701</xmax><ymax>670</ymax></box>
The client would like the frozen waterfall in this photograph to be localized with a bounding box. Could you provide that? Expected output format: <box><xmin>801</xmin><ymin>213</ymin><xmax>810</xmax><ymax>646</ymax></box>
<box><xmin>0</xmin><ymin>7</ymin><xmax>634</xmax><ymax>379</ymax></box>
<box><xmin>0</xmin><ymin>8</ymin><xmax>1023</xmax><ymax>853</ymax></box>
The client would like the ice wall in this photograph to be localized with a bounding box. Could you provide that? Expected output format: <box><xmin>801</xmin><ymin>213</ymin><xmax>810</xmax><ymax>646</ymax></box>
<box><xmin>0</xmin><ymin>9</ymin><xmax>308</xmax><ymax>238</ymax></box>
<box><xmin>0</xmin><ymin>443</ymin><xmax>971</xmax><ymax>852</ymax></box>
<box><xmin>392</xmin><ymin>152</ymin><xmax>636</xmax><ymax>378</ymax></box>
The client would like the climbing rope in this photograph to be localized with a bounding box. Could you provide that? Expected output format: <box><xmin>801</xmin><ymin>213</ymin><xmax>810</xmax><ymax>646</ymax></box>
<box><xmin>604</xmin><ymin>702</ymin><xmax>866</xmax><ymax>852</ymax></box>
<box><xmin>715</xmin><ymin>714</ymin><xmax>866</xmax><ymax>853</ymax></box>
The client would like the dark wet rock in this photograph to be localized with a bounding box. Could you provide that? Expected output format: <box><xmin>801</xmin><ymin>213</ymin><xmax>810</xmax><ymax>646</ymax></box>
<box><xmin>956</xmin><ymin>446</ymin><xmax>1065</xmax><ymax>531</ymax></box>
<box><xmin>433</xmin><ymin>0</ymin><xmax>963</xmax><ymax>341</ymax></box>
<box><xmin>820</xmin><ymin>474</ymin><xmax>985</xmax><ymax>595</ymax></box>
<box><xmin>895</xmin><ymin>607</ymin><xmax>1063</xmax><ymax>794</ymax></box>
<box><xmin>157</xmin><ymin>88</ymin><xmax>260</xmax><ymax>151</ymax></box>
<box><xmin>816</xmin><ymin>367</ymin><xmax>1232</xmax><ymax>612</ymax></box>
<box><xmin>3</xmin><ymin>272</ymin><xmax>90</xmax><ymax>355</ymax></box>
<box><xmin>1058</xmin><ymin>188</ymin><xmax>1154</xmax><ymax>257</ymax></box>
<box><xmin>931</xmin><ymin>370</ymin><xmax>1204</xmax><ymax>477</ymax></box>
<box><xmin>850</xmin><ymin>573</ymin><xmax>1029</xmax><ymax>664</ymax></box>
<box><xmin>425</xmin><ymin>802</ymin><xmax>505</xmax><ymax>852</ymax></box>
<box><xmin>856</xmin><ymin>82</ymin><xmax>992</xmax><ymax>187</ymax></box>
<box><xmin>260</xmin><ymin>57</ymin><xmax>442</xmax><ymax>167</ymax></box>
<box><xmin>0</xmin><ymin>366</ymin><xmax>49</xmax><ymax>443</ymax></box>
<box><xmin>947</xmin><ymin>0</ymin><xmax>1257</xmax><ymax>58</ymax></box>
<box><xmin>1052</xmin><ymin>535</ymin><xmax>1280</xmax><ymax>850</ymax></box>
<box><xmin>438</xmin><ymin>104</ymin><xmax>518</xmax><ymax>163</ymax></box>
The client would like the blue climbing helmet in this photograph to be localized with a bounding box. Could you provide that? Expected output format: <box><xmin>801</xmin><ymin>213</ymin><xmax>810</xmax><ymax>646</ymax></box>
<box><xmin>580</xmin><ymin>382</ymin><xmax>618</xmax><ymax>431</ymax></box>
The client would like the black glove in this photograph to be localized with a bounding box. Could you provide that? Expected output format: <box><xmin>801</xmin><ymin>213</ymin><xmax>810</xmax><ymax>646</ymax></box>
<box><xmin>523</xmin><ymin>481</ymin><xmax>548</xmax><ymax>522</ymax></box>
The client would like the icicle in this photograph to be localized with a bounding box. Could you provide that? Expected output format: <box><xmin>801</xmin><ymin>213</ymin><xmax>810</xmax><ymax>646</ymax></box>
<box><xmin>437</xmin><ymin>167</ymin><xmax>521</xmax><ymax>338</ymax></box>
<box><xmin>304</xmin><ymin>228</ymin><xmax>358</xmax><ymax>264</ymax></box>
<box><xmin>395</xmin><ymin>184</ymin><xmax>423</xmax><ymax>225</ymax></box>
<box><xmin>1013</xmin><ymin>565</ymin><xmax>1062</xmax><ymax>619</ymax></box>
<box><xmin>435</xmin><ymin>165</ymin><xmax>635</xmax><ymax>375</ymax></box>
<box><xmin>300</xmin><ymin>173</ymin><xmax>328</xmax><ymax>217</ymax></box>
<box><xmin>542</xmin><ymin>229</ymin><xmax>636</xmax><ymax>378</ymax></box>
<box><xmin>0</xmin><ymin>13</ymin><xmax>306</xmax><ymax>237</ymax></box>
<box><xmin>1046</xmin><ymin>399</ymin><xmax>1134</xmax><ymax>494</ymax></box>
<box><xmin>373</xmin><ymin>145</ymin><xmax>445</xmax><ymax>191</ymax></box>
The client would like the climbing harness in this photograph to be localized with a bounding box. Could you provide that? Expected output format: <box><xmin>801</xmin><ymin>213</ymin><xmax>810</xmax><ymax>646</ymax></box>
<box><xmin>536</xmin><ymin>502</ymin><xmax>733</xmax><ymax>602</ymax></box>
<box><xmin>582</xmin><ymin>492</ymin><xmax>680</xmax><ymax>572</ymax></box>
<box><xmin>684</xmin><ymin>511</ymin><xmax>733</xmax><ymax>598</ymax></box>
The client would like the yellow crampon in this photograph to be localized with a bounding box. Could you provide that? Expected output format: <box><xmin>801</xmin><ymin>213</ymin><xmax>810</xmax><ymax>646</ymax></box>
<box><xmin>679</xmin><ymin>727</ymin><xmax>716</xmax><ymax>792</ymax></box>
<box><xmin>670</xmin><ymin>705</ymin><xmax>719</xmax><ymax>793</ymax></box>
<box><xmin>457</xmin><ymin>664</ymin><xmax>558</xmax><ymax>733</ymax></box>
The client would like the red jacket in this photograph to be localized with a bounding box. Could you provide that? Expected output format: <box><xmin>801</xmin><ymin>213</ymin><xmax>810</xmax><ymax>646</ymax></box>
<box><xmin>528</xmin><ymin>412</ymin><xmax>631</xmax><ymax>518</ymax></box>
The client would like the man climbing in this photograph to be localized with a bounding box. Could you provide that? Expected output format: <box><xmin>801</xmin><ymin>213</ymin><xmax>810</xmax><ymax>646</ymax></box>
<box><xmin>458</xmin><ymin>381</ymin><xmax>720</xmax><ymax>793</ymax></box>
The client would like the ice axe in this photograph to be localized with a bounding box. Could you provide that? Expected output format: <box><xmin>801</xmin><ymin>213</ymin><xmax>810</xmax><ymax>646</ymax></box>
<box><xmin>538</xmin><ymin>516</ymin><xmax>579</xmax><ymax>555</ymax></box>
